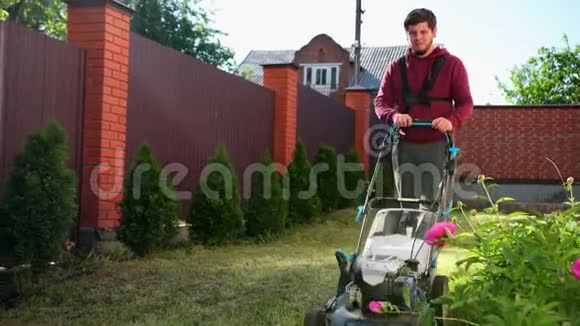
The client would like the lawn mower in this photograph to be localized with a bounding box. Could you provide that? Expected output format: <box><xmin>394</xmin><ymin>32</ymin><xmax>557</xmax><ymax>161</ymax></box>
<box><xmin>304</xmin><ymin>121</ymin><xmax>459</xmax><ymax>326</ymax></box>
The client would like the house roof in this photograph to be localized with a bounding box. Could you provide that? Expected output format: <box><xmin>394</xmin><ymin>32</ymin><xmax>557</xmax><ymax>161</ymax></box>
<box><xmin>238</xmin><ymin>45</ymin><xmax>408</xmax><ymax>90</ymax></box>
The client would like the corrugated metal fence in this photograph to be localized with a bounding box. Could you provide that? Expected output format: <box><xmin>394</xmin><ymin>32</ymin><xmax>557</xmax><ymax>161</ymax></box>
<box><xmin>297</xmin><ymin>84</ymin><xmax>354</xmax><ymax>159</ymax></box>
<box><xmin>0</xmin><ymin>22</ymin><xmax>85</xmax><ymax>197</ymax></box>
<box><xmin>127</xmin><ymin>33</ymin><xmax>275</xmax><ymax>213</ymax></box>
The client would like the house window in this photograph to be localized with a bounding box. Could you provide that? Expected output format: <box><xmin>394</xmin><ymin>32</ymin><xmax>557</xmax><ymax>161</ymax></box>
<box><xmin>302</xmin><ymin>64</ymin><xmax>340</xmax><ymax>90</ymax></box>
<box><xmin>315</xmin><ymin>69</ymin><xmax>327</xmax><ymax>85</ymax></box>
<box><xmin>330</xmin><ymin>67</ymin><xmax>337</xmax><ymax>89</ymax></box>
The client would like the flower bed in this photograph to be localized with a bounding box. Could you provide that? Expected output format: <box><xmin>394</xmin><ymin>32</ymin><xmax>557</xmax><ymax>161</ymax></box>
<box><xmin>433</xmin><ymin>176</ymin><xmax>579</xmax><ymax>325</ymax></box>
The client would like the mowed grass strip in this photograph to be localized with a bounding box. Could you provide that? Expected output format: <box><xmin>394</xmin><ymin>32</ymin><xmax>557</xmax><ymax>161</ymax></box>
<box><xmin>0</xmin><ymin>208</ymin><xmax>466</xmax><ymax>326</ymax></box>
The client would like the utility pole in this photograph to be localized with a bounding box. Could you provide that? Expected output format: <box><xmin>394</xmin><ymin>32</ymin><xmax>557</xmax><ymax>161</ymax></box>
<box><xmin>354</xmin><ymin>0</ymin><xmax>363</xmax><ymax>86</ymax></box>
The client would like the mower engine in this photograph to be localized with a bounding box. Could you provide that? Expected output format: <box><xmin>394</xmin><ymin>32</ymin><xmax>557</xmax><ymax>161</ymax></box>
<box><xmin>347</xmin><ymin>257</ymin><xmax>423</xmax><ymax>314</ymax></box>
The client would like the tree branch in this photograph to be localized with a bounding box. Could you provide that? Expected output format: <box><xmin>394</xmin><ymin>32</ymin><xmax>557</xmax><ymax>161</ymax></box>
<box><xmin>7</xmin><ymin>0</ymin><xmax>24</xmax><ymax>22</ymax></box>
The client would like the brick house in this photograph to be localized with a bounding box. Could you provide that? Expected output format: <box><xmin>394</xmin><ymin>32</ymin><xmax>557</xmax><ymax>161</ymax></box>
<box><xmin>238</xmin><ymin>34</ymin><xmax>407</xmax><ymax>105</ymax></box>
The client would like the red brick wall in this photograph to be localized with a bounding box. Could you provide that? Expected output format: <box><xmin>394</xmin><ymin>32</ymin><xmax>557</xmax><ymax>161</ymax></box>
<box><xmin>345</xmin><ymin>89</ymin><xmax>372</xmax><ymax>171</ymax></box>
<box><xmin>263</xmin><ymin>64</ymin><xmax>298</xmax><ymax>166</ymax></box>
<box><xmin>67</xmin><ymin>1</ymin><xmax>131</xmax><ymax>229</ymax></box>
<box><xmin>454</xmin><ymin>105</ymin><xmax>580</xmax><ymax>182</ymax></box>
<box><xmin>293</xmin><ymin>34</ymin><xmax>352</xmax><ymax>104</ymax></box>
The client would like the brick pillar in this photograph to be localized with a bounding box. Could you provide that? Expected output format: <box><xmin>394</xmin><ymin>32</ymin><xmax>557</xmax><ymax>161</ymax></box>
<box><xmin>262</xmin><ymin>64</ymin><xmax>298</xmax><ymax>166</ymax></box>
<box><xmin>67</xmin><ymin>0</ymin><xmax>133</xmax><ymax>247</ymax></box>
<box><xmin>345</xmin><ymin>87</ymin><xmax>371</xmax><ymax>172</ymax></box>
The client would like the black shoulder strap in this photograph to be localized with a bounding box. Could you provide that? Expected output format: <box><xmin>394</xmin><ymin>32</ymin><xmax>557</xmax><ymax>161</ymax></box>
<box><xmin>400</xmin><ymin>55</ymin><xmax>451</xmax><ymax>114</ymax></box>
<box><xmin>419</xmin><ymin>55</ymin><xmax>446</xmax><ymax>97</ymax></box>
<box><xmin>398</xmin><ymin>56</ymin><xmax>412</xmax><ymax>113</ymax></box>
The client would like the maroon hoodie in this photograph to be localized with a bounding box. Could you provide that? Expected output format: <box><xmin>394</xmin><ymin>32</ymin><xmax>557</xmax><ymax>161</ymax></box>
<box><xmin>375</xmin><ymin>46</ymin><xmax>474</xmax><ymax>143</ymax></box>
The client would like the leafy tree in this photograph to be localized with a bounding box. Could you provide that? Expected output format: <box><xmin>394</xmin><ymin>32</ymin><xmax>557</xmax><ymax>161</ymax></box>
<box><xmin>287</xmin><ymin>141</ymin><xmax>321</xmax><ymax>224</ymax></box>
<box><xmin>0</xmin><ymin>0</ymin><xmax>66</xmax><ymax>39</ymax></box>
<box><xmin>0</xmin><ymin>121</ymin><xmax>77</xmax><ymax>272</ymax></box>
<box><xmin>118</xmin><ymin>143</ymin><xmax>179</xmax><ymax>256</ymax></box>
<box><xmin>129</xmin><ymin>0</ymin><xmax>236</xmax><ymax>71</ymax></box>
<box><xmin>244</xmin><ymin>152</ymin><xmax>287</xmax><ymax>238</ymax></box>
<box><xmin>497</xmin><ymin>34</ymin><xmax>580</xmax><ymax>104</ymax></box>
<box><xmin>188</xmin><ymin>144</ymin><xmax>244</xmax><ymax>245</ymax></box>
<box><xmin>0</xmin><ymin>0</ymin><xmax>235</xmax><ymax>70</ymax></box>
<box><xmin>314</xmin><ymin>144</ymin><xmax>338</xmax><ymax>212</ymax></box>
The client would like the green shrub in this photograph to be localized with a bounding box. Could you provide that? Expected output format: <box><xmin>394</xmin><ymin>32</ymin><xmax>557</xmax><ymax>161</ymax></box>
<box><xmin>244</xmin><ymin>152</ymin><xmax>287</xmax><ymax>238</ymax></box>
<box><xmin>438</xmin><ymin>176</ymin><xmax>580</xmax><ymax>325</ymax></box>
<box><xmin>369</xmin><ymin>158</ymin><xmax>394</xmax><ymax>199</ymax></box>
<box><xmin>0</xmin><ymin>204</ymin><xmax>16</xmax><ymax>256</ymax></box>
<box><xmin>336</xmin><ymin>149</ymin><xmax>366</xmax><ymax>208</ymax></box>
<box><xmin>0</xmin><ymin>121</ymin><xmax>77</xmax><ymax>272</ymax></box>
<box><xmin>287</xmin><ymin>141</ymin><xmax>321</xmax><ymax>225</ymax></box>
<box><xmin>314</xmin><ymin>144</ymin><xmax>338</xmax><ymax>212</ymax></box>
<box><xmin>118</xmin><ymin>143</ymin><xmax>179</xmax><ymax>256</ymax></box>
<box><xmin>188</xmin><ymin>144</ymin><xmax>244</xmax><ymax>245</ymax></box>
<box><xmin>379</xmin><ymin>159</ymin><xmax>395</xmax><ymax>198</ymax></box>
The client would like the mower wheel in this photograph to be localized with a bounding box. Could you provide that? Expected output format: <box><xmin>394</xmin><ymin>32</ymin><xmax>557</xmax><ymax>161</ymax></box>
<box><xmin>303</xmin><ymin>306</ymin><xmax>326</xmax><ymax>326</ymax></box>
<box><xmin>430</xmin><ymin>275</ymin><xmax>449</xmax><ymax>326</ymax></box>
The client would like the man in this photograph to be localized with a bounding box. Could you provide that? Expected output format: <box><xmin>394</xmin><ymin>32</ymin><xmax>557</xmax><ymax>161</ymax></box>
<box><xmin>375</xmin><ymin>8</ymin><xmax>473</xmax><ymax>204</ymax></box>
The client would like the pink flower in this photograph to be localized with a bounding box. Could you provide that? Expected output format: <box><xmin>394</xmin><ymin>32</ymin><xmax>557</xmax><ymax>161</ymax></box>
<box><xmin>64</xmin><ymin>240</ymin><xmax>76</xmax><ymax>251</ymax></box>
<box><xmin>368</xmin><ymin>301</ymin><xmax>383</xmax><ymax>313</ymax></box>
<box><xmin>425</xmin><ymin>222</ymin><xmax>457</xmax><ymax>247</ymax></box>
<box><xmin>572</xmin><ymin>258</ymin><xmax>580</xmax><ymax>280</ymax></box>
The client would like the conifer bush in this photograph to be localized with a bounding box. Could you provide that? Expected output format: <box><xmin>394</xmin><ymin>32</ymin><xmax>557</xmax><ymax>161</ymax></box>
<box><xmin>287</xmin><ymin>141</ymin><xmax>321</xmax><ymax>224</ymax></box>
<box><xmin>244</xmin><ymin>152</ymin><xmax>287</xmax><ymax>238</ymax></box>
<box><xmin>188</xmin><ymin>144</ymin><xmax>244</xmax><ymax>245</ymax></box>
<box><xmin>118</xmin><ymin>143</ymin><xmax>179</xmax><ymax>256</ymax></box>
<box><xmin>314</xmin><ymin>144</ymin><xmax>338</xmax><ymax>212</ymax></box>
<box><xmin>337</xmin><ymin>149</ymin><xmax>366</xmax><ymax>208</ymax></box>
<box><xmin>0</xmin><ymin>121</ymin><xmax>77</xmax><ymax>271</ymax></box>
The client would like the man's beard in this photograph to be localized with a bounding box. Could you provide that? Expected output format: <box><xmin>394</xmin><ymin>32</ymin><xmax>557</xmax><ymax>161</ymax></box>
<box><xmin>412</xmin><ymin>40</ymin><xmax>434</xmax><ymax>56</ymax></box>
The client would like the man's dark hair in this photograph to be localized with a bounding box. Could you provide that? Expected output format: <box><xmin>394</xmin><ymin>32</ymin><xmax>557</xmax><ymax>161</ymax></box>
<box><xmin>404</xmin><ymin>8</ymin><xmax>437</xmax><ymax>30</ymax></box>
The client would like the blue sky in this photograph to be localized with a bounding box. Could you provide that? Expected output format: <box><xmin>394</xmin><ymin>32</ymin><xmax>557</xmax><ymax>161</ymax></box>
<box><xmin>207</xmin><ymin>0</ymin><xmax>579</xmax><ymax>105</ymax></box>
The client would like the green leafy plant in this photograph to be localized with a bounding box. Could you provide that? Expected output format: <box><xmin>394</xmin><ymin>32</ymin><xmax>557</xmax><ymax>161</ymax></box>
<box><xmin>436</xmin><ymin>174</ymin><xmax>580</xmax><ymax>325</ymax></box>
<box><xmin>0</xmin><ymin>0</ymin><xmax>66</xmax><ymax>39</ymax></box>
<box><xmin>0</xmin><ymin>121</ymin><xmax>77</xmax><ymax>273</ymax></box>
<box><xmin>497</xmin><ymin>34</ymin><xmax>580</xmax><ymax>104</ymax></box>
<box><xmin>188</xmin><ymin>143</ymin><xmax>244</xmax><ymax>245</ymax></box>
<box><xmin>244</xmin><ymin>152</ymin><xmax>287</xmax><ymax>238</ymax></box>
<box><xmin>129</xmin><ymin>0</ymin><xmax>236</xmax><ymax>71</ymax></box>
<box><xmin>118</xmin><ymin>143</ymin><xmax>180</xmax><ymax>257</ymax></box>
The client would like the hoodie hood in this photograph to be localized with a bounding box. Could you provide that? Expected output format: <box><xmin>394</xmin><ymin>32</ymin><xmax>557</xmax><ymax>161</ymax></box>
<box><xmin>406</xmin><ymin>45</ymin><xmax>449</xmax><ymax>61</ymax></box>
<box><xmin>403</xmin><ymin>45</ymin><xmax>450</xmax><ymax>82</ymax></box>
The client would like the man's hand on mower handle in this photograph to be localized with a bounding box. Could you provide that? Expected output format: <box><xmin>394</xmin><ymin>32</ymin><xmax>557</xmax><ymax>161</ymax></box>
<box><xmin>432</xmin><ymin>117</ymin><xmax>453</xmax><ymax>133</ymax></box>
<box><xmin>393</xmin><ymin>113</ymin><xmax>413</xmax><ymax>127</ymax></box>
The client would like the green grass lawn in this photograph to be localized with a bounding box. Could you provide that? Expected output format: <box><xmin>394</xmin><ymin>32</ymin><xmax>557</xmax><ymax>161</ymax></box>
<box><xmin>0</xmin><ymin>208</ymin><xmax>467</xmax><ymax>326</ymax></box>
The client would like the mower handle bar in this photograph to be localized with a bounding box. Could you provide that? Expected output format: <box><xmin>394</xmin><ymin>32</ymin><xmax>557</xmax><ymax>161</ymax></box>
<box><xmin>386</xmin><ymin>120</ymin><xmax>456</xmax><ymax>149</ymax></box>
<box><xmin>354</xmin><ymin>119</ymin><xmax>460</xmax><ymax>230</ymax></box>
<box><xmin>406</xmin><ymin>121</ymin><xmax>433</xmax><ymax>127</ymax></box>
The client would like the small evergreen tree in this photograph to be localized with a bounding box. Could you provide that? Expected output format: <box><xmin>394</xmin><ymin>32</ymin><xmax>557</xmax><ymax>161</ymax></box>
<box><xmin>118</xmin><ymin>143</ymin><xmax>179</xmax><ymax>256</ymax></box>
<box><xmin>0</xmin><ymin>203</ymin><xmax>16</xmax><ymax>256</ymax></box>
<box><xmin>379</xmin><ymin>159</ymin><xmax>395</xmax><ymax>198</ymax></box>
<box><xmin>337</xmin><ymin>149</ymin><xmax>366</xmax><ymax>208</ymax></box>
<box><xmin>188</xmin><ymin>144</ymin><xmax>244</xmax><ymax>245</ymax></box>
<box><xmin>314</xmin><ymin>144</ymin><xmax>338</xmax><ymax>212</ymax></box>
<box><xmin>0</xmin><ymin>121</ymin><xmax>77</xmax><ymax>271</ymax></box>
<box><xmin>287</xmin><ymin>141</ymin><xmax>321</xmax><ymax>224</ymax></box>
<box><xmin>244</xmin><ymin>152</ymin><xmax>287</xmax><ymax>238</ymax></box>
